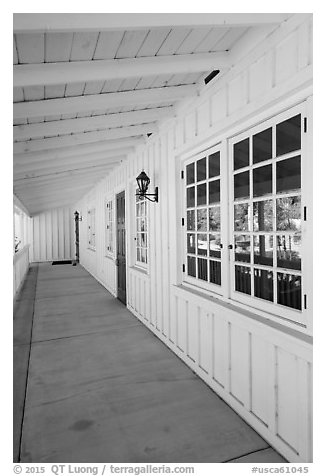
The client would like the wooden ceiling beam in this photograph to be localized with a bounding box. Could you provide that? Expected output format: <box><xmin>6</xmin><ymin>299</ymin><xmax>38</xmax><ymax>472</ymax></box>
<box><xmin>14</xmin><ymin>85</ymin><xmax>196</xmax><ymax>120</ymax></box>
<box><xmin>14</xmin><ymin>138</ymin><xmax>143</xmax><ymax>163</ymax></box>
<box><xmin>14</xmin><ymin>123</ymin><xmax>157</xmax><ymax>154</ymax></box>
<box><xmin>14</xmin><ymin>52</ymin><xmax>228</xmax><ymax>88</ymax></box>
<box><xmin>14</xmin><ymin>147</ymin><xmax>132</xmax><ymax>166</ymax></box>
<box><xmin>13</xmin><ymin>13</ymin><xmax>290</xmax><ymax>33</ymax></box>
<box><xmin>14</xmin><ymin>174</ymin><xmax>108</xmax><ymax>192</ymax></box>
<box><xmin>14</xmin><ymin>161</ymin><xmax>117</xmax><ymax>182</ymax></box>
<box><xmin>14</xmin><ymin>157</ymin><xmax>122</xmax><ymax>177</ymax></box>
<box><xmin>14</xmin><ymin>107</ymin><xmax>173</xmax><ymax>142</ymax></box>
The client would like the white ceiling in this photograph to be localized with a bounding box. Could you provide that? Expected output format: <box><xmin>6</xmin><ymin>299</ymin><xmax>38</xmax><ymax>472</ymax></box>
<box><xmin>13</xmin><ymin>13</ymin><xmax>290</xmax><ymax>215</ymax></box>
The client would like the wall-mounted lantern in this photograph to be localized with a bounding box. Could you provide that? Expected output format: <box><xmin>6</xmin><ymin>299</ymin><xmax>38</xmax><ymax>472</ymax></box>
<box><xmin>136</xmin><ymin>170</ymin><xmax>158</xmax><ymax>203</ymax></box>
<box><xmin>74</xmin><ymin>211</ymin><xmax>82</xmax><ymax>221</ymax></box>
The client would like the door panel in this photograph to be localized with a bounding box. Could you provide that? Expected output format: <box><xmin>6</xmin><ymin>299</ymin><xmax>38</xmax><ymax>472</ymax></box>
<box><xmin>116</xmin><ymin>191</ymin><xmax>126</xmax><ymax>304</ymax></box>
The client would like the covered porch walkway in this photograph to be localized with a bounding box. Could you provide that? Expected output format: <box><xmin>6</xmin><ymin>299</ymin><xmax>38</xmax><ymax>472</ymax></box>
<box><xmin>14</xmin><ymin>263</ymin><xmax>286</xmax><ymax>463</ymax></box>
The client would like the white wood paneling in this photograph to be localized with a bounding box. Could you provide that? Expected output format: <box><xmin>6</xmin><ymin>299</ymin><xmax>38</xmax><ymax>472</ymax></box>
<box><xmin>31</xmin><ymin>206</ymin><xmax>74</xmax><ymax>262</ymax></box>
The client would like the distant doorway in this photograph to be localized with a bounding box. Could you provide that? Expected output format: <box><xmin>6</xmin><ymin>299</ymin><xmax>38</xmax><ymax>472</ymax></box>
<box><xmin>116</xmin><ymin>191</ymin><xmax>126</xmax><ymax>304</ymax></box>
<box><xmin>74</xmin><ymin>211</ymin><xmax>80</xmax><ymax>264</ymax></box>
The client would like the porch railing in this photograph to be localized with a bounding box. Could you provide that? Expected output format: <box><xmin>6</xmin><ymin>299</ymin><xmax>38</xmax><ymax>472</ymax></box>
<box><xmin>13</xmin><ymin>244</ymin><xmax>30</xmax><ymax>299</ymax></box>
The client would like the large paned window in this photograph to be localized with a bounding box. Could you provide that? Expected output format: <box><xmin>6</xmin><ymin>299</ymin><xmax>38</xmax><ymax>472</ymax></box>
<box><xmin>87</xmin><ymin>208</ymin><xmax>96</xmax><ymax>250</ymax></box>
<box><xmin>230</xmin><ymin>111</ymin><xmax>303</xmax><ymax>318</ymax></box>
<box><xmin>182</xmin><ymin>104</ymin><xmax>309</xmax><ymax>327</ymax></box>
<box><xmin>105</xmin><ymin>200</ymin><xmax>114</xmax><ymax>255</ymax></box>
<box><xmin>184</xmin><ymin>146</ymin><xmax>222</xmax><ymax>291</ymax></box>
<box><xmin>135</xmin><ymin>193</ymin><xmax>148</xmax><ymax>266</ymax></box>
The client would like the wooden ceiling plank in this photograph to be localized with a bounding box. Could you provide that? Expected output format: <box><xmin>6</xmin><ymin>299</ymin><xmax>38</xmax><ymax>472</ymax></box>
<box><xmin>14</xmin><ymin>52</ymin><xmax>230</xmax><ymax>88</ymax></box>
<box><xmin>70</xmin><ymin>32</ymin><xmax>99</xmax><ymax>61</ymax></box>
<box><xmin>23</xmin><ymin>85</ymin><xmax>45</xmax><ymax>101</ymax></box>
<box><xmin>176</xmin><ymin>27</ymin><xmax>212</xmax><ymax>54</ymax></box>
<box><xmin>13</xmin><ymin>123</ymin><xmax>157</xmax><ymax>154</ymax></box>
<box><xmin>115</xmin><ymin>30</ymin><xmax>149</xmax><ymax>58</ymax></box>
<box><xmin>14</xmin><ymin>173</ymin><xmax>111</xmax><ymax>191</ymax></box>
<box><xmin>83</xmin><ymin>81</ymin><xmax>104</xmax><ymax>96</ymax></box>
<box><xmin>45</xmin><ymin>32</ymin><xmax>74</xmax><ymax>62</ymax></box>
<box><xmin>212</xmin><ymin>27</ymin><xmax>248</xmax><ymax>51</ymax></box>
<box><xmin>136</xmin><ymin>28</ymin><xmax>171</xmax><ymax>57</ymax></box>
<box><xmin>101</xmin><ymin>78</ymin><xmax>124</xmax><ymax>94</ymax></box>
<box><xmin>15</xmin><ymin>33</ymin><xmax>44</xmax><ymax>63</ymax></box>
<box><xmin>13</xmin><ymin>88</ymin><xmax>24</xmax><ymax>103</ymax></box>
<box><xmin>156</xmin><ymin>28</ymin><xmax>191</xmax><ymax>56</ymax></box>
<box><xmin>45</xmin><ymin>84</ymin><xmax>66</xmax><ymax>99</ymax></box>
<box><xmin>93</xmin><ymin>31</ymin><xmax>125</xmax><ymax>59</ymax></box>
<box><xmin>14</xmin><ymin>84</ymin><xmax>196</xmax><ymax>119</ymax></box>
<box><xmin>13</xmin><ymin>13</ymin><xmax>291</xmax><ymax>33</ymax></box>
<box><xmin>13</xmin><ymin>36</ymin><xmax>18</xmax><ymax>64</ymax></box>
<box><xmin>65</xmin><ymin>82</ymin><xmax>85</xmax><ymax>97</ymax></box>
<box><xmin>193</xmin><ymin>27</ymin><xmax>229</xmax><ymax>53</ymax></box>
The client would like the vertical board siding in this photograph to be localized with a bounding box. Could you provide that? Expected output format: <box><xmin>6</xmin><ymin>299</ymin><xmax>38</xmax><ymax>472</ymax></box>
<box><xmin>31</xmin><ymin>206</ymin><xmax>74</xmax><ymax>262</ymax></box>
<box><xmin>74</xmin><ymin>16</ymin><xmax>312</xmax><ymax>463</ymax></box>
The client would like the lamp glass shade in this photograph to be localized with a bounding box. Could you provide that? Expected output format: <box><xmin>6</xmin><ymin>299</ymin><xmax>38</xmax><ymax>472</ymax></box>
<box><xmin>136</xmin><ymin>171</ymin><xmax>150</xmax><ymax>195</ymax></box>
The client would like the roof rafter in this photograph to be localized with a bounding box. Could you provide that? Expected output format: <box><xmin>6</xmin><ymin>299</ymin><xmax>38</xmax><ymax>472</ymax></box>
<box><xmin>13</xmin><ymin>85</ymin><xmax>195</xmax><ymax>120</ymax></box>
<box><xmin>14</xmin><ymin>107</ymin><xmax>173</xmax><ymax>142</ymax></box>
<box><xmin>14</xmin><ymin>52</ymin><xmax>229</xmax><ymax>88</ymax></box>
<box><xmin>13</xmin><ymin>13</ymin><xmax>290</xmax><ymax>33</ymax></box>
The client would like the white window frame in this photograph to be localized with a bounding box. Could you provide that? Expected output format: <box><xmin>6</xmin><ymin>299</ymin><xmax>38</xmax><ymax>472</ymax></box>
<box><xmin>104</xmin><ymin>198</ymin><xmax>114</xmax><ymax>257</ymax></box>
<box><xmin>135</xmin><ymin>190</ymin><xmax>148</xmax><ymax>269</ymax></box>
<box><xmin>87</xmin><ymin>207</ymin><xmax>96</xmax><ymax>251</ymax></box>
<box><xmin>180</xmin><ymin>100</ymin><xmax>311</xmax><ymax>329</ymax></box>
<box><xmin>229</xmin><ymin>102</ymin><xmax>308</xmax><ymax>325</ymax></box>
<box><xmin>182</xmin><ymin>143</ymin><xmax>226</xmax><ymax>296</ymax></box>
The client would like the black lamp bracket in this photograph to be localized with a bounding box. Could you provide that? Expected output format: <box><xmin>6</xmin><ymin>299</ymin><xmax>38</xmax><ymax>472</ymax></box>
<box><xmin>136</xmin><ymin>186</ymin><xmax>158</xmax><ymax>203</ymax></box>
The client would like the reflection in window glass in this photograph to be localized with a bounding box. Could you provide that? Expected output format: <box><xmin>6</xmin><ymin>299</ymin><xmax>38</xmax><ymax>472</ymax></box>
<box><xmin>209</xmin><ymin>151</ymin><xmax>220</xmax><ymax>178</ymax></box>
<box><xmin>234</xmin><ymin>171</ymin><xmax>250</xmax><ymax>199</ymax></box>
<box><xmin>197</xmin><ymin>183</ymin><xmax>207</xmax><ymax>206</ymax></box>
<box><xmin>187</xmin><ymin>256</ymin><xmax>196</xmax><ymax>277</ymax></box>
<box><xmin>210</xmin><ymin>261</ymin><xmax>221</xmax><ymax>285</ymax></box>
<box><xmin>253</xmin><ymin>200</ymin><xmax>273</xmax><ymax>231</ymax></box>
<box><xmin>234</xmin><ymin>138</ymin><xmax>249</xmax><ymax>170</ymax></box>
<box><xmin>254</xmin><ymin>269</ymin><xmax>273</xmax><ymax>301</ymax></box>
<box><xmin>276</xmin><ymin>196</ymin><xmax>301</xmax><ymax>231</ymax></box>
<box><xmin>197</xmin><ymin>209</ymin><xmax>207</xmax><ymax>231</ymax></box>
<box><xmin>254</xmin><ymin>235</ymin><xmax>273</xmax><ymax>266</ymax></box>
<box><xmin>276</xmin><ymin>114</ymin><xmax>301</xmax><ymax>156</ymax></box>
<box><xmin>253</xmin><ymin>165</ymin><xmax>272</xmax><ymax>197</ymax></box>
<box><xmin>235</xmin><ymin>265</ymin><xmax>251</xmax><ymax>294</ymax></box>
<box><xmin>197</xmin><ymin>234</ymin><xmax>208</xmax><ymax>255</ymax></box>
<box><xmin>209</xmin><ymin>234</ymin><xmax>221</xmax><ymax>258</ymax></box>
<box><xmin>253</xmin><ymin>127</ymin><xmax>272</xmax><ymax>164</ymax></box>
<box><xmin>209</xmin><ymin>180</ymin><xmax>220</xmax><ymax>204</ymax></box>
<box><xmin>187</xmin><ymin>187</ymin><xmax>195</xmax><ymax>208</ymax></box>
<box><xmin>277</xmin><ymin>273</ymin><xmax>301</xmax><ymax>310</ymax></box>
<box><xmin>197</xmin><ymin>158</ymin><xmax>206</xmax><ymax>182</ymax></box>
<box><xmin>234</xmin><ymin>203</ymin><xmax>250</xmax><ymax>231</ymax></box>
<box><xmin>277</xmin><ymin>235</ymin><xmax>301</xmax><ymax>270</ymax></box>
<box><xmin>187</xmin><ymin>210</ymin><xmax>195</xmax><ymax>230</ymax></box>
<box><xmin>209</xmin><ymin>206</ymin><xmax>220</xmax><ymax>231</ymax></box>
<box><xmin>276</xmin><ymin>156</ymin><xmax>301</xmax><ymax>193</ymax></box>
<box><xmin>187</xmin><ymin>234</ymin><xmax>195</xmax><ymax>254</ymax></box>
<box><xmin>186</xmin><ymin>162</ymin><xmax>195</xmax><ymax>185</ymax></box>
<box><xmin>198</xmin><ymin>258</ymin><xmax>208</xmax><ymax>281</ymax></box>
<box><xmin>235</xmin><ymin>235</ymin><xmax>251</xmax><ymax>263</ymax></box>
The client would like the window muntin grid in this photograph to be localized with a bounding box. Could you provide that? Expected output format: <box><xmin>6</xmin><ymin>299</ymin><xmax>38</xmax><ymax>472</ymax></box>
<box><xmin>231</xmin><ymin>113</ymin><xmax>302</xmax><ymax>312</ymax></box>
<box><xmin>87</xmin><ymin>208</ymin><xmax>96</xmax><ymax>250</ymax></box>
<box><xmin>105</xmin><ymin>200</ymin><xmax>114</xmax><ymax>255</ymax></box>
<box><xmin>185</xmin><ymin>149</ymin><xmax>222</xmax><ymax>287</ymax></box>
<box><xmin>136</xmin><ymin>193</ymin><xmax>148</xmax><ymax>266</ymax></box>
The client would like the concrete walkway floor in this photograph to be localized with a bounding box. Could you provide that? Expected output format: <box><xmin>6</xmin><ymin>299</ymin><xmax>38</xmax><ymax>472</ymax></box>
<box><xmin>14</xmin><ymin>263</ymin><xmax>287</xmax><ymax>463</ymax></box>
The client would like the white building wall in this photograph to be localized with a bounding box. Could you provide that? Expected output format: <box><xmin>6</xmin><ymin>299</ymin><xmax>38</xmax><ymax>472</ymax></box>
<box><xmin>13</xmin><ymin>195</ymin><xmax>33</xmax><ymax>299</ymax></box>
<box><xmin>75</xmin><ymin>14</ymin><xmax>313</xmax><ymax>462</ymax></box>
<box><xmin>31</xmin><ymin>206</ymin><xmax>75</xmax><ymax>263</ymax></box>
